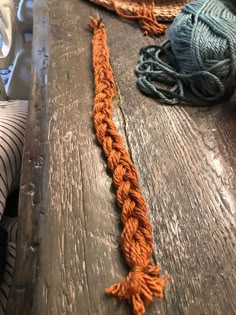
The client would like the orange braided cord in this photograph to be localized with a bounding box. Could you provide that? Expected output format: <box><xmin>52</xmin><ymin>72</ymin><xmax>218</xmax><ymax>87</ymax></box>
<box><xmin>88</xmin><ymin>17</ymin><xmax>168</xmax><ymax>315</ymax></box>
<box><xmin>111</xmin><ymin>0</ymin><xmax>167</xmax><ymax>36</ymax></box>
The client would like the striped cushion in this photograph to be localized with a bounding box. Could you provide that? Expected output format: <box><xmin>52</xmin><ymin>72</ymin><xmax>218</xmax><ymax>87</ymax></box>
<box><xmin>0</xmin><ymin>217</ymin><xmax>17</xmax><ymax>315</ymax></box>
<box><xmin>0</xmin><ymin>100</ymin><xmax>28</xmax><ymax>313</ymax></box>
<box><xmin>0</xmin><ymin>243</ymin><xmax>16</xmax><ymax>315</ymax></box>
<box><xmin>0</xmin><ymin>228</ymin><xmax>7</xmax><ymax>277</ymax></box>
<box><xmin>0</xmin><ymin>100</ymin><xmax>28</xmax><ymax>220</ymax></box>
<box><xmin>0</xmin><ymin>217</ymin><xmax>17</xmax><ymax>243</ymax></box>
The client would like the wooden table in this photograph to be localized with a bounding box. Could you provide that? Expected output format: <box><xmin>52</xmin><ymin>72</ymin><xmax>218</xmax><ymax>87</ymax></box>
<box><xmin>6</xmin><ymin>0</ymin><xmax>236</xmax><ymax>314</ymax></box>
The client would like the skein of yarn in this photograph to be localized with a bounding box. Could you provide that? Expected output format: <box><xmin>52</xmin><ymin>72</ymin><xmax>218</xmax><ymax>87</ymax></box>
<box><xmin>136</xmin><ymin>0</ymin><xmax>236</xmax><ymax>105</ymax></box>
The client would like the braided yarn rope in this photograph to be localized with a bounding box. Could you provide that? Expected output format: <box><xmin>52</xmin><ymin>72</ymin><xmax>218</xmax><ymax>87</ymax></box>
<box><xmin>136</xmin><ymin>0</ymin><xmax>236</xmax><ymax>105</ymax></box>
<box><xmin>88</xmin><ymin>17</ymin><xmax>168</xmax><ymax>315</ymax></box>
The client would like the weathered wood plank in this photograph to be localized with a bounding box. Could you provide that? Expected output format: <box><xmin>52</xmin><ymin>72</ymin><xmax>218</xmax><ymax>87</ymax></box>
<box><xmin>6</xmin><ymin>1</ymin><xmax>49</xmax><ymax>314</ymax></box>
<box><xmin>7</xmin><ymin>0</ymin><xmax>236</xmax><ymax>314</ymax></box>
<box><xmin>101</xmin><ymin>7</ymin><xmax>236</xmax><ymax>315</ymax></box>
<box><xmin>31</xmin><ymin>1</ymin><xmax>131</xmax><ymax>314</ymax></box>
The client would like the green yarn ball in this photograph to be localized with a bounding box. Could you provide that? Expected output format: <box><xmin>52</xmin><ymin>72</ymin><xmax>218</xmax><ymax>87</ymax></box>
<box><xmin>136</xmin><ymin>0</ymin><xmax>236</xmax><ymax>105</ymax></box>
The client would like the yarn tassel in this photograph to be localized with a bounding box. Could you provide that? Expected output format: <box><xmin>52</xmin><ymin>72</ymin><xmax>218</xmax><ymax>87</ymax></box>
<box><xmin>111</xmin><ymin>0</ymin><xmax>167</xmax><ymax>36</ymax></box>
<box><xmin>88</xmin><ymin>16</ymin><xmax>168</xmax><ymax>315</ymax></box>
<box><xmin>106</xmin><ymin>263</ymin><xmax>167</xmax><ymax>315</ymax></box>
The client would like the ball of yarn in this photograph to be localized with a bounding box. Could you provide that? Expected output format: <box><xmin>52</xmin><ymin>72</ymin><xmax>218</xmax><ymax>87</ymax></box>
<box><xmin>136</xmin><ymin>0</ymin><xmax>236</xmax><ymax>105</ymax></box>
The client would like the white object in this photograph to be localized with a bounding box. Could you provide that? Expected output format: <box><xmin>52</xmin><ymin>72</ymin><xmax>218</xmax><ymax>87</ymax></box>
<box><xmin>0</xmin><ymin>0</ymin><xmax>23</xmax><ymax>69</ymax></box>
<box><xmin>17</xmin><ymin>0</ymin><xmax>33</xmax><ymax>33</ymax></box>
<box><xmin>0</xmin><ymin>0</ymin><xmax>33</xmax><ymax>99</ymax></box>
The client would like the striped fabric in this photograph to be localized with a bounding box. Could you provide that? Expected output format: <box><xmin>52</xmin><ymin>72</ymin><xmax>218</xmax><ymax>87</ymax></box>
<box><xmin>0</xmin><ymin>217</ymin><xmax>17</xmax><ymax>315</ymax></box>
<box><xmin>0</xmin><ymin>217</ymin><xmax>17</xmax><ymax>243</ymax></box>
<box><xmin>0</xmin><ymin>100</ymin><xmax>27</xmax><ymax>313</ymax></box>
<box><xmin>0</xmin><ymin>100</ymin><xmax>28</xmax><ymax>220</ymax></box>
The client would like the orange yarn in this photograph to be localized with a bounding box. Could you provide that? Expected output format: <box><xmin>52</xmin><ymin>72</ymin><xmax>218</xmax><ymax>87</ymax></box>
<box><xmin>88</xmin><ymin>17</ymin><xmax>168</xmax><ymax>315</ymax></box>
<box><xmin>111</xmin><ymin>0</ymin><xmax>167</xmax><ymax>36</ymax></box>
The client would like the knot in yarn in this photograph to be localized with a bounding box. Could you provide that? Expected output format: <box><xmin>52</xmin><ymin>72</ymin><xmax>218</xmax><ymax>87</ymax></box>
<box><xmin>106</xmin><ymin>261</ymin><xmax>168</xmax><ymax>315</ymax></box>
<box><xmin>136</xmin><ymin>0</ymin><xmax>236</xmax><ymax>105</ymax></box>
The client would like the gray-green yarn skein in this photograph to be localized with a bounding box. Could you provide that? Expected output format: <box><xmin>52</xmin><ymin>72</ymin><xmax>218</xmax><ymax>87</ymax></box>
<box><xmin>136</xmin><ymin>0</ymin><xmax>236</xmax><ymax>105</ymax></box>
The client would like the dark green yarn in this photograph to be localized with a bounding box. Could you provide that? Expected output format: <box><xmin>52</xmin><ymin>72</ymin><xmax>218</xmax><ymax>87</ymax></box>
<box><xmin>136</xmin><ymin>0</ymin><xmax>236</xmax><ymax>105</ymax></box>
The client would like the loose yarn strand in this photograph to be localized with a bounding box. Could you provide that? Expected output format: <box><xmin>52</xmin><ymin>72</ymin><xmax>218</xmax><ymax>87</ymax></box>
<box><xmin>88</xmin><ymin>17</ymin><xmax>168</xmax><ymax>315</ymax></box>
<box><xmin>111</xmin><ymin>0</ymin><xmax>167</xmax><ymax>36</ymax></box>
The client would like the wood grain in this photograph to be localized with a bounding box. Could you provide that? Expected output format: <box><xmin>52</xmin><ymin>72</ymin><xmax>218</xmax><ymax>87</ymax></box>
<box><xmin>7</xmin><ymin>0</ymin><xmax>236</xmax><ymax>314</ymax></box>
<box><xmin>6</xmin><ymin>1</ymin><xmax>50</xmax><ymax>314</ymax></box>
